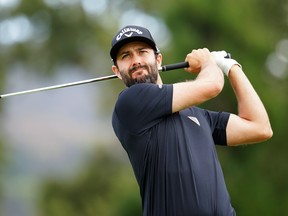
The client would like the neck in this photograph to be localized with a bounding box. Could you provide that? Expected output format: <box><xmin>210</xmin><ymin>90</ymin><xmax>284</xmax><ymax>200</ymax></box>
<box><xmin>156</xmin><ymin>75</ymin><xmax>163</xmax><ymax>85</ymax></box>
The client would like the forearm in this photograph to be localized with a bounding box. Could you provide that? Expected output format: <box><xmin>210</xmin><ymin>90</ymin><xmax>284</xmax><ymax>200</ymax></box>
<box><xmin>172</xmin><ymin>48</ymin><xmax>224</xmax><ymax>113</ymax></box>
<box><xmin>229</xmin><ymin>66</ymin><xmax>266</xmax><ymax>121</ymax></box>
<box><xmin>172</xmin><ymin>63</ymin><xmax>223</xmax><ymax>113</ymax></box>
<box><xmin>227</xmin><ymin>65</ymin><xmax>273</xmax><ymax>144</ymax></box>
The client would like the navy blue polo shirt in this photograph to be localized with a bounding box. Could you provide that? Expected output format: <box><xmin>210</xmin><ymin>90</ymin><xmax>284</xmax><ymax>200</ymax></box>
<box><xmin>112</xmin><ymin>83</ymin><xmax>236</xmax><ymax>216</ymax></box>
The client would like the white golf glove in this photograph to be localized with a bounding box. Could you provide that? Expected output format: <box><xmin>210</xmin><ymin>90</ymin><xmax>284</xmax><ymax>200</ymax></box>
<box><xmin>211</xmin><ymin>51</ymin><xmax>241</xmax><ymax>76</ymax></box>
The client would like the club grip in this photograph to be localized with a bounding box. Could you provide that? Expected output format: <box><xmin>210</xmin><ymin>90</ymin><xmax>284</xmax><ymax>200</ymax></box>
<box><xmin>160</xmin><ymin>52</ymin><xmax>231</xmax><ymax>72</ymax></box>
<box><xmin>160</xmin><ymin>62</ymin><xmax>189</xmax><ymax>71</ymax></box>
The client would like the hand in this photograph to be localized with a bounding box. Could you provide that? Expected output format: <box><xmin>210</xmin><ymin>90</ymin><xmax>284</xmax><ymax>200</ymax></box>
<box><xmin>211</xmin><ymin>51</ymin><xmax>241</xmax><ymax>76</ymax></box>
<box><xmin>184</xmin><ymin>48</ymin><xmax>215</xmax><ymax>74</ymax></box>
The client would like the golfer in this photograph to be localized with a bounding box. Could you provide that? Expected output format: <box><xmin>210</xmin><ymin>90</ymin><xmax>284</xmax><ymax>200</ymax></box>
<box><xmin>110</xmin><ymin>25</ymin><xmax>272</xmax><ymax>216</ymax></box>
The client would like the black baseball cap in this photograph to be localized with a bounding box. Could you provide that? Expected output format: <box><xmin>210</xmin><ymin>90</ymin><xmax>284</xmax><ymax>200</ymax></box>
<box><xmin>110</xmin><ymin>25</ymin><xmax>159</xmax><ymax>62</ymax></box>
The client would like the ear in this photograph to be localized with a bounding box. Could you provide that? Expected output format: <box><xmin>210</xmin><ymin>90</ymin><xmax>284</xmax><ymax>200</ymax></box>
<box><xmin>112</xmin><ymin>65</ymin><xmax>122</xmax><ymax>80</ymax></box>
<box><xmin>156</xmin><ymin>53</ymin><xmax>163</xmax><ymax>69</ymax></box>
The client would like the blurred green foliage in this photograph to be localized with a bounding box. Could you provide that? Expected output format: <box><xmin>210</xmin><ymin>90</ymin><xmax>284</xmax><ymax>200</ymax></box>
<box><xmin>39</xmin><ymin>149</ymin><xmax>141</xmax><ymax>216</ymax></box>
<box><xmin>0</xmin><ymin>0</ymin><xmax>287</xmax><ymax>215</ymax></box>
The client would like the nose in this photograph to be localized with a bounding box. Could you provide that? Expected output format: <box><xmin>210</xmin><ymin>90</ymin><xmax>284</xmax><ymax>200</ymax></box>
<box><xmin>131</xmin><ymin>54</ymin><xmax>142</xmax><ymax>67</ymax></box>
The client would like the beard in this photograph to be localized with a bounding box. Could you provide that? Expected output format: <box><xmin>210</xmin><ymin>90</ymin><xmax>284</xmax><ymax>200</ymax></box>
<box><xmin>119</xmin><ymin>62</ymin><xmax>159</xmax><ymax>87</ymax></box>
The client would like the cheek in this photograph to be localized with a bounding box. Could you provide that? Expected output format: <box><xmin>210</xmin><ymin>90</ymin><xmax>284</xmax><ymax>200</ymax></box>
<box><xmin>117</xmin><ymin>62</ymin><xmax>129</xmax><ymax>73</ymax></box>
<box><xmin>147</xmin><ymin>58</ymin><xmax>159</xmax><ymax>69</ymax></box>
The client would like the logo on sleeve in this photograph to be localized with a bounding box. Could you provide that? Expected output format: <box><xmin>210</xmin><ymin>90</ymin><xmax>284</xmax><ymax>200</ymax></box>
<box><xmin>187</xmin><ymin>116</ymin><xmax>200</xmax><ymax>126</ymax></box>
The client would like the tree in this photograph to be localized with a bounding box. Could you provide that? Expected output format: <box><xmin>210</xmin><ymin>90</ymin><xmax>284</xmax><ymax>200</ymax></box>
<box><xmin>39</xmin><ymin>148</ymin><xmax>141</xmax><ymax>216</ymax></box>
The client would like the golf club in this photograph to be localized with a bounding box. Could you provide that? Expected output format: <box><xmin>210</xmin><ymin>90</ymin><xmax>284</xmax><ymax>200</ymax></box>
<box><xmin>0</xmin><ymin>53</ymin><xmax>231</xmax><ymax>99</ymax></box>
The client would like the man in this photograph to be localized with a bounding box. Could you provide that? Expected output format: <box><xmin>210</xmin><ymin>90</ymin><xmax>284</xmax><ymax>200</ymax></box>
<box><xmin>110</xmin><ymin>25</ymin><xmax>273</xmax><ymax>216</ymax></box>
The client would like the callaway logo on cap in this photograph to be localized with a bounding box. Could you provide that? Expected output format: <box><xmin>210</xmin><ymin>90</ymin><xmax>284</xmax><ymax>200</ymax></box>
<box><xmin>116</xmin><ymin>27</ymin><xmax>144</xmax><ymax>40</ymax></box>
<box><xmin>110</xmin><ymin>25</ymin><xmax>158</xmax><ymax>61</ymax></box>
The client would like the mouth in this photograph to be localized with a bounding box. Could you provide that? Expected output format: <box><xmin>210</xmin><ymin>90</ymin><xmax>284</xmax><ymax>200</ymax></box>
<box><xmin>130</xmin><ymin>66</ymin><xmax>147</xmax><ymax>78</ymax></box>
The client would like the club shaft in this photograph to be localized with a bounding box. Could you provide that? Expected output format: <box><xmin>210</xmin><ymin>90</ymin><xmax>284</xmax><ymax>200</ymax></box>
<box><xmin>0</xmin><ymin>63</ymin><xmax>183</xmax><ymax>99</ymax></box>
<box><xmin>0</xmin><ymin>75</ymin><xmax>117</xmax><ymax>98</ymax></box>
<box><xmin>0</xmin><ymin>52</ymin><xmax>231</xmax><ymax>99</ymax></box>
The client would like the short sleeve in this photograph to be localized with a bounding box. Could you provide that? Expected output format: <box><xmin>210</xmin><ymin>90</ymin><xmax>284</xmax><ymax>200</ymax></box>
<box><xmin>114</xmin><ymin>83</ymin><xmax>173</xmax><ymax>134</ymax></box>
<box><xmin>205</xmin><ymin>110</ymin><xmax>230</xmax><ymax>145</ymax></box>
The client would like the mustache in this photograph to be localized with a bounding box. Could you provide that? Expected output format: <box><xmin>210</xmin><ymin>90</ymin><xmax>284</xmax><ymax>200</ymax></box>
<box><xmin>129</xmin><ymin>64</ymin><xmax>148</xmax><ymax>74</ymax></box>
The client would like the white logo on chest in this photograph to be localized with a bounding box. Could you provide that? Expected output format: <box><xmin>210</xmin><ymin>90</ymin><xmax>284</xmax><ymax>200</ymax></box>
<box><xmin>187</xmin><ymin>116</ymin><xmax>200</xmax><ymax>126</ymax></box>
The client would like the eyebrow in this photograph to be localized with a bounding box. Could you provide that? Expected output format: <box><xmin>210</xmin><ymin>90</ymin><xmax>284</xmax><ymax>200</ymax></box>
<box><xmin>118</xmin><ymin>50</ymin><xmax>129</xmax><ymax>57</ymax></box>
<box><xmin>118</xmin><ymin>47</ymin><xmax>151</xmax><ymax>58</ymax></box>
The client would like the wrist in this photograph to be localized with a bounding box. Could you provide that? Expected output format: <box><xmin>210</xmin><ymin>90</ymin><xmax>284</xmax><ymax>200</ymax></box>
<box><xmin>222</xmin><ymin>59</ymin><xmax>241</xmax><ymax>76</ymax></box>
<box><xmin>228</xmin><ymin>65</ymin><xmax>242</xmax><ymax>78</ymax></box>
<box><xmin>210</xmin><ymin>51</ymin><xmax>241</xmax><ymax>76</ymax></box>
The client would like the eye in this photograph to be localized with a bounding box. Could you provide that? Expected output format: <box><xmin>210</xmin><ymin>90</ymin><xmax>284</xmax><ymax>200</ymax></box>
<box><xmin>121</xmin><ymin>53</ymin><xmax>130</xmax><ymax>59</ymax></box>
<box><xmin>139</xmin><ymin>49</ymin><xmax>149</xmax><ymax>55</ymax></box>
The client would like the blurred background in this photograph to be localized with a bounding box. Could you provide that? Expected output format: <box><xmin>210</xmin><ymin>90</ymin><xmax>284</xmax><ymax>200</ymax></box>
<box><xmin>0</xmin><ymin>0</ymin><xmax>287</xmax><ymax>215</ymax></box>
